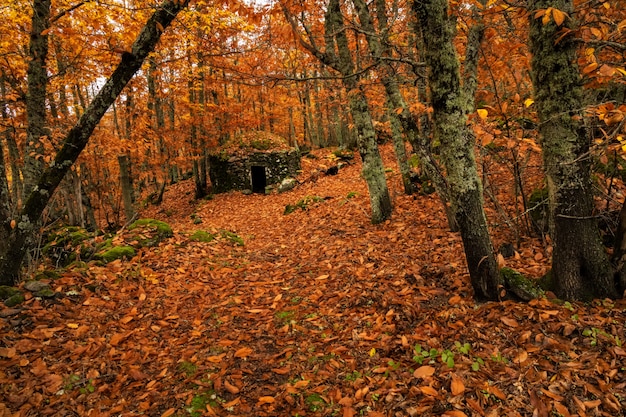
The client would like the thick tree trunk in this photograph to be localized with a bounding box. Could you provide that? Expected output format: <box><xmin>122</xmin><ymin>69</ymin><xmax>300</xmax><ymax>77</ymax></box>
<box><xmin>0</xmin><ymin>133</ymin><xmax>10</xmax><ymax>265</ymax></box>
<box><xmin>23</xmin><ymin>0</ymin><xmax>50</xmax><ymax>199</ymax></box>
<box><xmin>414</xmin><ymin>0</ymin><xmax>501</xmax><ymax>301</ymax></box>
<box><xmin>529</xmin><ymin>0</ymin><xmax>618</xmax><ymax>300</ymax></box>
<box><xmin>0</xmin><ymin>0</ymin><xmax>188</xmax><ymax>285</ymax></box>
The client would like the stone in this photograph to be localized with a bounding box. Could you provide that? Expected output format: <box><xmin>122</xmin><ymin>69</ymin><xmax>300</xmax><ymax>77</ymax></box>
<box><xmin>278</xmin><ymin>178</ymin><xmax>297</xmax><ymax>193</ymax></box>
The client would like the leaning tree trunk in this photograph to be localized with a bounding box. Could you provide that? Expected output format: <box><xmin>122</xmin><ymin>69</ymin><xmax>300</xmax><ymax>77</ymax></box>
<box><xmin>529</xmin><ymin>0</ymin><xmax>617</xmax><ymax>300</ymax></box>
<box><xmin>0</xmin><ymin>0</ymin><xmax>189</xmax><ymax>286</ymax></box>
<box><xmin>414</xmin><ymin>0</ymin><xmax>502</xmax><ymax>301</ymax></box>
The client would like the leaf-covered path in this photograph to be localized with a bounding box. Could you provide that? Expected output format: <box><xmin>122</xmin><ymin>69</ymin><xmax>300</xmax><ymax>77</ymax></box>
<box><xmin>1</xmin><ymin>145</ymin><xmax>625</xmax><ymax>417</ymax></box>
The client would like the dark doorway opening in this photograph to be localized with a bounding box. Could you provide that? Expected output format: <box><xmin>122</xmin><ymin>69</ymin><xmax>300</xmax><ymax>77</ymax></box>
<box><xmin>251</xmin><ymin>166</ymin><xmax>266</xmax><ymax>193</ymax></box>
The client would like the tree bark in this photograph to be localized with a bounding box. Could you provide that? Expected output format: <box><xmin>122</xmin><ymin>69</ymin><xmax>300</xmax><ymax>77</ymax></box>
<box><xmin>529</xmin><ymin>0</ymin><xmax>618</xmax><ymax>300</ymax></box>
<box><xmin>118</xmin><ymin>154</ymin><xmax>136</xmax><ymax>222</ymax></box>
<box><xmin>0</xmin><ymin>0</ymin><xmax>189</xmax><ymax>285</ymax></box>
<box><xmin>23</xmin><ymin>0</ymin><xmax>51</xmax><ymax>199</ymax></box>
<box><xmin>414</xmin><ymin>0</ymin><xmax>502</xmax><ymax>301</ymax></box>
<box><xmin>281</xmin><ymin>0</ymin><xmax>392</xmax><ymax>224</ymax></box>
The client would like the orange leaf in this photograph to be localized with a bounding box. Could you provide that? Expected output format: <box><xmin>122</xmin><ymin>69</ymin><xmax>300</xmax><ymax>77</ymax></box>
<box><xmin>500</xmin><ymin>316</ymin><xmax>519</xmax><ymax>327</ymax></box>
<box><xmin>224</xmin><ymin>380</ymin><xmax>240</xmax><ymax>394</ymax></box>
<box><xmin>258</xmin><ymin>396</ymin><xmax>275</xmax><ymax>404</ymax></box>
<box><xmin>450</xmin><ymin>373</ymin><xmax>465</xmax><ymax>396</ymax></box>
<box><xmin>419</xmin><ymin>385</ymin><xmax>439</xmax><ymax>396</ymax></box>
<box><xmin>552</xmin><ymin>8</ymin><xmax>566</xmax><ymax>26</ymax></box>
<box><xmin>234</xmin><ymin>347</ymin><xmax>253</xmax><ymax>358</ymax></box>
<box><xmin>413</xmin><ymin>366</ymin><xmax>436</xmax><ymax>378</ymax></box>
<box><xmin>443</xmin><ymin>411</ymin><xmax>468</xmax><ymax>417</ymax></box>
<box><xmin>160</xmin><ymin>408</ymin><xmax>176</xmax><ymax>417</ymax></box>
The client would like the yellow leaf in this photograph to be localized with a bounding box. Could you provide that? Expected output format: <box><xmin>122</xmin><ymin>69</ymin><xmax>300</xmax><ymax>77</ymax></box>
<box><xmin>603</xmin><ymin>1</ymin><xmax>610</xmax><ymax>8</ymax></box>
<box><xmin>66</xmin><ymin>323</ymin><xmax>79</xmax><ymax>329</ymax></box>
<box><xmin>617</xmin><ymin>68</ymin><xmax>626</xmax><ymax>77</ymax></box>
<box><xmin>369</xmin><ymin>348</ymin><xmax>376</xmax><ymax>357</ymax></box>
<box><xmin>542</xmin><ymin>8</ymin><xmax>551</xmax><ymax>25</ymax></box>
<box><xmin>552</xmin><ymin>8</ymin><xmax>566</xmax><ymax>26</ymax></box>
<box><xmin>524</xmin><ymin>98</ymin><xmax>534</xmax><ymax>108</ymax></box>
<box><xmin>477</xmin><ymin>109</ymin><xmax>488</xmax><ymax>120</ymax></box>
<box><xmin>413</xmin><ymin>365</ymin><xmax>436</xmax><ymax>378</ymax></box>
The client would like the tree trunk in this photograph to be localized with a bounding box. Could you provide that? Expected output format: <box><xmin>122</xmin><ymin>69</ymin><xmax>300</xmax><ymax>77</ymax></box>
<box><xmin>0</xmin><ymin>0</ymin><xmax>188</xmax><ymax>285</ymax></box>
<box><xmin>23</xmin><ymin>0</ymin><xmax>50</xmax><ymax>199</ymax></box>
<box><xmin>118</xmin><ymin>154</ymin><xmax>136</xmax><ymax>222</ymax></box>
<box><xmin>326</xmin><ymin>0</ymin><xmax>392</xmax><ymax>223</ymax></box>
<box><xmin>529</xmin><ymin>0</ymin><xmax>617</xmax><ymax>300</ymax></box>
<box><xmin>414</xmin><ymin>0</ymin><xmax>502</xmax><ymax>301</ymax></box>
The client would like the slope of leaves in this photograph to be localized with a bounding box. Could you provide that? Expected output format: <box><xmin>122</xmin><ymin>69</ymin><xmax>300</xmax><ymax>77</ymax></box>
<box><xmin>1</xmin><ymin>144</ymin><xmax>625</xmax><ymax>417</ymax></box>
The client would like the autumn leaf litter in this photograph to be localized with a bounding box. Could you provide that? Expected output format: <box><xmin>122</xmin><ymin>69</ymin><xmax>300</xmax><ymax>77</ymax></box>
<box><xmin>1</xmin><ymin>144</ymin><xmax>625</xmax><ymax>417</ymax></box>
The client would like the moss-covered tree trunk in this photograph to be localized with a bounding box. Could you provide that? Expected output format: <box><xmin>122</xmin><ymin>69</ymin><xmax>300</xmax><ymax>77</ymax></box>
<box><xmin>414</xmin><ymin>0</ymin><xmax>501</xmax><ymax>301</ymax></box>
<box><xmin>0</xmin><ymin>0</ymin><xmax>188</xmax><ymax>286</ymax></box>
<box><xmin>23</xmin><ymin>0</ymin><xmax>50</xmax><ymax>199</ymax></box>
<box><xmin>329</xmin><ymin>0</ymin><xmax>392</xmax><ymax>223</ymax></box>
<box><xmin>529</xmin><ymin>0</ymin><xmax>618</xmax><ymax>300</ymax></box>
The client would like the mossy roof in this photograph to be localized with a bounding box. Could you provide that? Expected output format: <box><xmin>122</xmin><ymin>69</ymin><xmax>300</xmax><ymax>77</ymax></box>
<box><xmin>211</xmin><ymin>131</ymin><xmax>294</xmax><ymax>156</ymax></box>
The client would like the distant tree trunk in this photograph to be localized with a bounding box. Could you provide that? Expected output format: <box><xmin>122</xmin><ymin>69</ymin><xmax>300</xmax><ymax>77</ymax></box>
<box><xmin>0</xmin><ymin>0</ymin><xmax>188</xmax><ymax>285</ymax></box>
<box><xmin>118</xmin><ymin>154</ymin><xmax>136</xmax><ymax>222</ymax></box>
<box><xmin>529</xmin><ymin>0</ymin><xmax>618</xmax><ymax>300</ymax></box>
<box><xmin>1</xmin><ymin>70</ymin><xmax>22</xmax><ymax>208</ymax></box>
<box><xmin>414</xmin><ymin>0</ymin><xmax>501</xmax><ymax>301</ymax></box>
<box><xmin>0</xmin><ymin>129</ymin><xmax>10</xmax><ymax>262</ymax></box>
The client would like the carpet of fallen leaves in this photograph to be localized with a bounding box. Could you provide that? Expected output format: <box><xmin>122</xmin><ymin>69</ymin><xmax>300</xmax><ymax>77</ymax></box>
<box><xmin>2</xmin><ymin>144</ymin><xmax>626</xmax><ymax>417</ymax></box>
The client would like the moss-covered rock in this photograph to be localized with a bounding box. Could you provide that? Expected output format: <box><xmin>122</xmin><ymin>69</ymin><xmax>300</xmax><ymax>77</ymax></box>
<box><xmin>0</xmin><ymin>286</ymin><xmax>21</xmax><ymax>300</ymax></box>
<box><xmin>501</xmin><ymin>267</ymin><xmax>544</xmax><ymax>301</ymax></box>
<box><xmin>5</xmin><ymin>293</ymin><xmax>25</xmax><ymax>307</ymax></box>
<box><xmin>128</xmin><ymin>219</ymin><xmax>173</xmax><ymax>247</ymax></box>
<box><xmin>97</xmin><ymin>246</ymin><xmax>136</xmax><ymax>263</ymax></box>
<box><xmin>190</xmin><ymin>230</ymin><xmax>216</xmax><ymax>243</ymax></box>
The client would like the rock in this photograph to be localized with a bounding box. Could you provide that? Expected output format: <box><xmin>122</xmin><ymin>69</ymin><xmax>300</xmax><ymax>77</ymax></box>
<box><xmin>242</xmin><ymin>189</ymin><xmax>253</xmax><ymax>195</ymax></box>
<box><xmin>501</xmin><ymin>267</ymin><xmax>544</xmax><ymax>301</ymax></box>
<box><xmin>23</xmin><ymin>280</ymin><xmax>50</xmax><ymax>292</ymax></box>
<box><xmin>278</xmin><ymin>178</ymin><xmax>297</xmax><ymax>193</ymax></box>
<box><xmin>4</xmin><ymin>293</ymin><xmax>25</xmax><ymax>307</ymax></box>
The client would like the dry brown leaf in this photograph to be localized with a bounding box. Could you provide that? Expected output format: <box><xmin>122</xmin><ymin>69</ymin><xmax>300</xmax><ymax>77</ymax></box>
<box><xmin>234</xmin><ymin>347</ymin><xmax>253</xmax><ymax>358</ymax></box>
<box><xmin>257</xmin><ymin>396</ymin><xmax>275</xmax><ymax>404</ymax></box>
<box><xmin>419</xmin><ymin>386</ymin><xmax>439</xmax><ymax>397</ymax></box>
<box><xmin>413</xmin><ymin>366</ymin><xmax>436</xmax><ymax>378</ymax></box>
<box><xmin>450</xmin><ymin>373</ymin><xmax>465</xmax><ymax>396</ymax></box>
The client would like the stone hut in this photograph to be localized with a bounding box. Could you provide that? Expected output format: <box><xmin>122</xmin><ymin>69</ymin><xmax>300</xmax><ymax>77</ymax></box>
<box><xmin>208</xmin><ymin>132</ymin><xmax>301</xmax><ymax>194</ymax></box>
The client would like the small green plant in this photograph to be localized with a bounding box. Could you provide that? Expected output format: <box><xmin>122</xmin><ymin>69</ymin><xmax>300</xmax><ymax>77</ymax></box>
<box><xmin>441</xmin><ymin>349</ymin><xmax>455</xmax><ymax>368</ymax></box>
<box><xmin>284</xmin><ymin>195</ymin><xmax>324</xmax><ymax>215</ymax></box>
<box><xmin>471</xmin><ymin>357</ymin><xmax>484</xmax><ymax>371</ymax></box>
<box><xmin>346</xmin><ymin>191</ymin><xmax>358</xmax><ymax>199</ymax></box>
<box><xmin>345</xmin><ymin>371</ymin><xmax>362</xmax><ymax>381</ymax></box>
<box><xmin>80</xmin><ymin>380</ymin><xmax>95</xmax><ymax>395</ymax></box>
<box><xmin>187</xmin><ymin>391</ymin><xmax>219</xmax><ymax>417</ymax></box>
<box><xmin>178</xmin><ymin>361</ymin><xmax>198</xmax><ymax>376</ymax></box>
<box><xmin>583</xmin><ymin>327</ymin><xmax>621</xmax><ymax>347</ymax></box>
<box><xmin>276</xmin><ymin>310</ymin><xmax>295</xmax><ymax>324</ymax></box>
<box><xmin>413</xmin><ymin>344</ymin><xmax>440</xmax><ymax>365</ymax></box>
<box><xmin>388</xmin><ymin>360</ymin><xmax>401</xmax><ymax>371</ymax></box>
<box><xmin>491</xmin><ymin>352</ymin><xmax>509</xmax><ymax>364</ymax></box>
<box><xmin>220</xmin><ymin>230</ymin><xmax>244</xmax><ymax>246</ymax></box>
<box><xmin>305</xmin><ymin>393</ymin><xmax>326</xmax><ymax>412</ymax></box>
<box><xmin>455</xmin><ymin>341</ymin><xmax>471</xmax><ymax>354</ymax></box>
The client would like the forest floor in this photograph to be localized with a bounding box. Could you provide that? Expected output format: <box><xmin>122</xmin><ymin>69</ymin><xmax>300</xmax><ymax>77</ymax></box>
<box><xmin>1</xmin><ymin>144</ymin><xmax>626</xmax><ymax>417</ymax></box>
